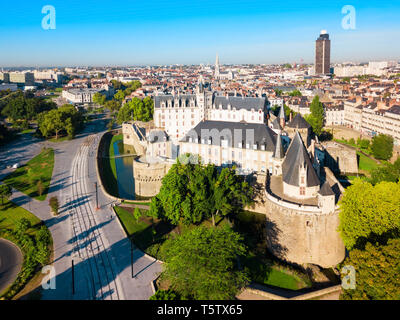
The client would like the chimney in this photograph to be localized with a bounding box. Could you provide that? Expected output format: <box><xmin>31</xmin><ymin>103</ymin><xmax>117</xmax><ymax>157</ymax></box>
<box><xmin>289</xmin><ymin>112</ymin><xmax>293</xmax><ymax>123</ymax></box>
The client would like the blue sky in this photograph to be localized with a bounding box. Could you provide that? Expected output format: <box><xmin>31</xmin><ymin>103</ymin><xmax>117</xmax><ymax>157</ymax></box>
<box><xmin>0</xmin><ymin>0</ymin><xmax>399</xmax><ymax>66</ymax></box>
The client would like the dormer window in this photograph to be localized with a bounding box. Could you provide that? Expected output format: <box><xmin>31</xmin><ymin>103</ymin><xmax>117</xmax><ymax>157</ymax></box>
<box><xmin>261</xmin><ymin>145</ymin><xmax>265</xmax><ymax>151</ymax></box>
<box><xmin>246</xmin><ymin>143</ymin><xmax>250</xmax><ymax>149</ymax></box>
<box><xmin>253</xmin><ymin>144</ymin><xmax>257</xmax><ymax>150</ymax></box>
<box><xmin>238</xmin><ymin>142</ymin><xmax>242</xmax><ymax>148</ymax></box>
<box><xmin>208</xmin><ymin>138</ymin><xmax>212</xmax><ymax>145</ymax></box>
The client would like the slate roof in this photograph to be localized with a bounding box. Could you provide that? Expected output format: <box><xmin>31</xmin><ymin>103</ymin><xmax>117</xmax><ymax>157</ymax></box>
<box><xmin>286</xmin><ymin>113</ymin><xmax>311</xmax><ymax>129</ymax></box>
<box><xmin>282</xmin><ymin>132</ymin><xmax>320</xmax><ymax>187</ymax></box>
<box><xmin>318</xmin><ymin>181</ymin><xmax>335</xmax><ymax>196</ymax></box>
<box><xmin>183</xmin><ymin>120</ymin><xmax>277</xmax><ymax>152</ymax></box>
<box><xmin>271</xmin><ymin>117</ymin><xmax>282</xmax><ymax>130</ymax></box>
<box><xmin>213</xmin><ymin>96</ymin><xmax>266</xmax><ymax>111</ymax></box>
<box><xmin>148</xmin><ymin>130</ymin><xmax>168</xmax><ymax>143</ymax></box>
<box><xmin>154</xmin><ymin>94</ymin><xmax>197</xmax><ymax>108</ymax></box>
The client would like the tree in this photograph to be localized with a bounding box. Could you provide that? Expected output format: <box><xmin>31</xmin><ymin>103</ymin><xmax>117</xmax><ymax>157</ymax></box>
<box><xmin>38</xmin><ymin>105</ymin><xmax>83</xmax><ymax>140</ymax></box>
<box><xmin>369</xmin><ymin>157</ymin><xmax>400</xmax><ymax>185</ymax></box>
<box><xmin>37</xmin><ymin>180</ymin><xmax>44</xmax><ymax>197</ymax></box>
<box><xmin>92</xmin><ymin>92</ymin><xmax>106</xmax><ymax>106</ymax></box>
<box><xmin>340</xmin><ymin>239</ymin><xmax>400</xmax><ymax>300</ymax></box>
<box><xmin>104</xmin><ymin>99</ymin><xmax>121</xmax><ymax>112</ymax></box>
<box><xmin>149</xmin><ymin>160</ymin><xmax>253</xmax><ymax>226</ymax></box>
<box><xmin>116</xmin><ymin>97</ymin><xmax>153</xmax><ymax>123</ymax></box>
<box><xmin>305</xmin><ymin>95</ymin><xmax>324</xmax><ymax>136</ymax></box>
<box><xmin>338</xmin><ymin>179</ymin><xmax>400</xmax><ymax>250</ymax></box>
<box><xmin>357</xmin><ymin>138</ymin><xmax>370</xmax><ymax>151</ymax></box>
<box><xmin>114</xmin><ymin>90</ymin><xmax>125</xmax><ymax>102</ymax></box>
<box><xmin>371</xmin><ymin>134</ymin><xmax>393</xmax><ymax>160</ymax></box>
<box><xmin>0</xmin><ymin>184</ymin><xmax>12</xmax><ymax>205</ymax></box>
<box><xmin>162</xmin><ymin>226</ymin><xmax>249</xmax><ymax>300</ymax></box>
<box><xmin>49</xmin><ymin>196</ymin><xmax>59</xmax><ymax>215</ymax></box>
<box><xmin>288</xmin><ymin>90</ymin><xmax>302</xmax><ymax>97</ymax></box>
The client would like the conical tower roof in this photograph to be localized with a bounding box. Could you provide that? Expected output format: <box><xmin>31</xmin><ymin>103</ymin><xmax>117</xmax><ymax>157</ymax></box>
<box><xmin>274</xmin><ymin>134</ymin><xmax>284</xmax><ymax>159</ymax></box>
<box><xmin>282</xmin><ymin>131</ymin><xmax>320</xmax><ymax>187</ymax></box>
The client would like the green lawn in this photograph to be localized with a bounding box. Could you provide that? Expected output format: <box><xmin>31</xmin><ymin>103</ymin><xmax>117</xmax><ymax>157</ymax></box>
<box><xmin>242</xmin><ymin>255</ymin><xmax>309</xmax><ymax>290</ymax></box>
<box><xmin>357</xmin><ymin>151</ymin><xmax>379</xmax><ymax>172</ymax></box>
<box><xmin>0</xmin><ymin>200</ymin><xmax>53</xmax><ymax>299</ymax></box>
<box><xmin>2</xmin><ymin>148</ymin><xmax>55</xmax><ymax>201</ymax></box>
<box><xmin>122</xmin><ymin>201</ymin><xmax>151</xmax><ymax>206</ymax></box>
<box><xmin>115</xmin><ymin>206</ymin><xmax>311</xmax><ymax>291</ymax></box>
<box><xmin>114</xmin><ymin>205</ymin><xmax>149</xmax><ymax>237</ymax></box>
<box><xmin>109</xmin><ymin>134</ymin><xmax>122</xmax><ymax>182</ymax></box>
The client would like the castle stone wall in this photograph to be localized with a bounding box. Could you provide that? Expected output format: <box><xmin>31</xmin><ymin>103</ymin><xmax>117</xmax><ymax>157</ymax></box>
<box><xmin>263</xmin><ymin>198</ymin><xmax>345</xmax><ymax>268</ymax></box>
<box><xmin>133</xmin><ymin>157</ymin><xmax>172</xmax><ymax>197</ymax></box>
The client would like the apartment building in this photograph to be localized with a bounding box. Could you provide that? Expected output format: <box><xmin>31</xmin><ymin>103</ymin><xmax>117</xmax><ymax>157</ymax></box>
<box><xmin>361</xmin><ymin>104</ymin><xmax>400</xmax><ymax>144</ymax></box>
<box><xmin>8</xmin><ymin>72</ymin><xmax>34</xmax><ymax>86</ymax></box>
<box><xmin>62</xmin><ymin>88</ymin><xmax>108</xmax><ymax>104</ymax></box>
<box><xmin>325</xmin><ymin>105</ymin><xmax>345</xmax><ymax>126</ymax></box>
<box><xmin>344</xmin><ymin>98</ymin><xmax>363</xmax><ymax>130</ymax></box>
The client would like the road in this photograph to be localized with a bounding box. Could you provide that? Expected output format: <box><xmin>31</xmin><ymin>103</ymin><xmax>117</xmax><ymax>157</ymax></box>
<box><xmin>1</xmin><ymin>114</ymin><xmax>162</xmax><ymax>300</ymax></box>
<box><xmin>0</xmin><ymin>238</ymin><xmax>23</xmax><ymax>294</ymax></box>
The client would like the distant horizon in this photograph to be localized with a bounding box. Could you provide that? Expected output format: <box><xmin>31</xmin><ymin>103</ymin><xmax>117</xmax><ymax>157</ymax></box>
<box><xmin>1</xmin><ymin>59</ymin><xmax>399</xmax><ymax>70</ymax></box>
<box><xmin>1</xmin><ymin>1</ymin><xmax>399</xmax><ymax>67</ymax></box>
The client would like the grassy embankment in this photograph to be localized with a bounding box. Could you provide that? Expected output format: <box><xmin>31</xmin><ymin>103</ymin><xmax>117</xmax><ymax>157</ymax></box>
<box><xmin>99</xmin><ymin>133</ymin><xmax>122</xmax><ymax>197</ymax></box>
<box><xmin>2</xmin><ymin>148</ymin><xmax>55</xmax><ymax>201</ymax></box>
<box><xmin>333</xmin><ymin>139</ymin><xmax>380</xmax><ymax>181</ymax></box>
<box><xmin>114</xmin><ymin>206</ymin><xmax>311</xmax><ymax>291</ymax></box>
<box><xmin>0</xmin><ymin>201</ymin><xmax>53</xmax><ymax>299</ymax></box>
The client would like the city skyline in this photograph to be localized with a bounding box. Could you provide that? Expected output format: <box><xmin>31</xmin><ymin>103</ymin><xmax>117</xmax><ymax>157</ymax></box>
<box><xmin>1</xmin><ymin>1</ymin><xmax>400</xmax><ymax>66</ymax></box>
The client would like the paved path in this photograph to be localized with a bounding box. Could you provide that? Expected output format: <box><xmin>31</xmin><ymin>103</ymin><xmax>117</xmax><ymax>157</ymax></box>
<box><xmin>0</xmin><ymin>238</ymin><xmax>23</xmax><ymax>294</ymax></box>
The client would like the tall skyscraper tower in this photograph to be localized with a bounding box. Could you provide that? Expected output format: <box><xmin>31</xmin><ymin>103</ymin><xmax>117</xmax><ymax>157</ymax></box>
<box><xmin>315</xmin><ymin>30</ymin><xmax>331</xmax><ymax>75</ymax></box>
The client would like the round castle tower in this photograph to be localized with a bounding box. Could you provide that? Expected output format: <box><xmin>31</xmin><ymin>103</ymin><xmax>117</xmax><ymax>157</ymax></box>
<box><xmin>266</xmin><ymin>131</ymin><xmax>345</xmax><ymax>268</ymax></box>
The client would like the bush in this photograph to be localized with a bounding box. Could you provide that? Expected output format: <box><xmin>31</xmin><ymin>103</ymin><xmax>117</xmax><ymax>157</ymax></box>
<box><xmin>371</xmin><ymin>134</ymin><xmax>394</xmax><ymax>160</ymax></box>
<box><xmin>149</xmin><ymin>289</ymin><xmax>180</xmax><ymax>300</ymax></box>
<box><xmin>49</xmin><ymin>196</ymin><xmax>59</xmax><ymax>215</ymax></box>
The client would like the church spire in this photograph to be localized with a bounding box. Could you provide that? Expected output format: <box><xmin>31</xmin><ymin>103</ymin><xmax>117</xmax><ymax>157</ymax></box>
<box><xmin>214</xmin><ymin>53</ymin><xmax>220</xmax><ymax>79</ymax></box>
<box><xmin>274</xmin><ymin>134</ymin><xmax>284</xmax><ymax>159</ymax></box>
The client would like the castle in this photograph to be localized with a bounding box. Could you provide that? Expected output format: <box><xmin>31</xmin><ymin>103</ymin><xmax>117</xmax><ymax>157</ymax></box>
<box><xmin>122</xmin><ymin>81</ymin><xmax>347</xmax><ymax>268</ymax></box>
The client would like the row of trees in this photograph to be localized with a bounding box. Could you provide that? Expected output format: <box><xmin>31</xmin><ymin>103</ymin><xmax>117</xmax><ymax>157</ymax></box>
<box><xmin>116</xmin><ymin>96</ymin><xmax>153</xmax><ymax>123</ymax></box>
<box><xmin>149</xmin><ymin>158</ymin><xmax>253</xmax><ymax>226</ymax></box>
<box><xmin>338</xmin><ymin>179</ymin><xmax>400</xmax><ymax>300</ymax></box>
<box><xmin>1</xmin><ymin>91</ymin><xmax>56</xmax><ymax>125</ymax></box>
